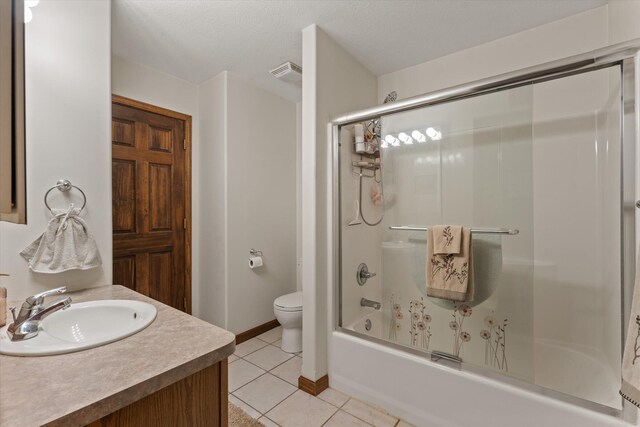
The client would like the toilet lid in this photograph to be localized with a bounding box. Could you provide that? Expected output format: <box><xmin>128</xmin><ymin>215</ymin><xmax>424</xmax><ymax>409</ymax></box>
<box><xmin>274</xmin><ymin>291</ymin><xmax>303</xmax><ymax>312</ymax></box>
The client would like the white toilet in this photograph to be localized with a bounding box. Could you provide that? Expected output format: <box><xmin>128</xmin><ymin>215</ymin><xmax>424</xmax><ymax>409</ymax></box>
<box><xmin>273</xmin><ymin>291</ymin><xmax>303</xmax><ymax>353</ymax></box>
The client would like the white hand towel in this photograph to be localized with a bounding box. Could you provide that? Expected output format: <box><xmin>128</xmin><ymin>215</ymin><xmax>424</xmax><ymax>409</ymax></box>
<box><xmin>20</xmin><ymin>205</ymin><xmax>102</xmax><ymax>273</ymax></box>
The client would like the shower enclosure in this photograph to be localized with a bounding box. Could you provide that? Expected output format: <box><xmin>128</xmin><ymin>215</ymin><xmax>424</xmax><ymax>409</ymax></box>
<box><xmin>331</xmin><ymin>40</ymin><xmax>640</xmax><ymax>422</ymax></box>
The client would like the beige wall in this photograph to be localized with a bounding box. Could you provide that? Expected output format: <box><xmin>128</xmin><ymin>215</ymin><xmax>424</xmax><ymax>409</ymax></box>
<box><xmin>111</xmin><ymin>55</ymin><xmax>201</xmax><ymax>316</ymax></box>
<box><xmin>197</xmin><ymin>72</ymin><xmax>227</xmax><ymax>326</ymax></box>
<box><xmin>296</xmin><ymin>101</ymin><xmax>303</xmax><ymax>292</ymax></box>
<box><xmin>197</xmin><ymin>72</ymin><xmax>297</xmax><ymax>333</ymax></box>
<box><xmin>609</xmin><ymin>0</ymin><xmax>640</xmax><ymax>44</ymax></box>
<box><xmin>0</xmin><ymin>0</ymin><xmax>112</xmax><ymax>300</ymax></box>
<box><xmin>378</xmin><ymin>6</ymin><xmax>609</xmax><ymax>102</ymax></box>
<box><xmin>225</xmin><ymin>72</ymin><xmax>297</xmax><ymax>334</ymax></box>
<box><xmin>301</xmin><ymin>24</ymin><xmax>378</xmax><ymax>381</ymax></box>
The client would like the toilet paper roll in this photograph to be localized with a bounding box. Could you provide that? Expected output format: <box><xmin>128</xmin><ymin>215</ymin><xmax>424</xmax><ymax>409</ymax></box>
<box><xmin>249</xmin><ymin>256</ymin><xmax>263</xmax><ymax>269</ymax></box>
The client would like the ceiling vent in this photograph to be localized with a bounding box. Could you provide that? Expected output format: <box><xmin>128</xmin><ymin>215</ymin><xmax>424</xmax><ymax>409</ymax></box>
<box><xmin>270</xmin><ymin>61</ymin><xmax>302</xmax><ymax>83</ymax></box>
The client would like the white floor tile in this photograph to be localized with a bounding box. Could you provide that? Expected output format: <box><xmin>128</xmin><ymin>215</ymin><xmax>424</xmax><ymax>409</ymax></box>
<box><xmin>324</xmin><ymin>410</ymin><xmax>373</xmax><ymax>426</ymax></box>
<box><xmin>396</xmin><ymin>420</ymin><xmax>416</xmax><ymax>427</ymax></box>
<box><xmin>318</xmin><ymin>388</ymin><xmax>350</xmax><ymax>408</ymax></box>
<box><xmin>341</xmin><ymin>399</ymin><xmax>398</xmax><ymax>427</ymax></box>
<box><xmin>244</xmin><ymin>344</ymin><xmax>294</xmax><ymax>371</ymax></box>
<box><xmin>234</xmin><ymin>373</ymin><xmax>297</xmax><ymax>414</ymax></box>
<box><xmin>228</xmin><ymin>359</ymin><xmax>265</xmax><ymax>392</ymax></box>
<box><xmin>234</xmin><ymin>337</ymin><xmax>269</xmax><ymax>358</ymax></box>
<box><xmin>257</xmin><ymin>326</ymin><xmax>283</xmax><ymax>343</ymax></box>
<box><xmin>273</xmin><ymin>340</ymin><xmax>300</xmax><ymax>356</ymax></box>
<box><xmin>229</xmin><ymin>393</ymin><xmax>261</xmax><ymax>419</ymax></box>
<box><xmin>259</xmin><ymin>416</ymin><xmax>280</xmax><ymax>427</ymax></box>
<box><xmin>270</xmin><ymin>354</ymin><xmax>302</xmax><ymax>385</ymax></box>
<box><xmin>266</xmin><ymin>390</ymin><xmax>338</xmax><ymax>427</ymax></box>
<box><xmin>228</xmin><ymin>354</ymin><xmax>239</xmax><ymax>363</ymax></box>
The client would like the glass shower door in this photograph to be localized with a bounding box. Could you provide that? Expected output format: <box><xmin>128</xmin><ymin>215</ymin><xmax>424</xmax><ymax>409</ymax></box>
<box><xmin>379</xmin><ymin>84</ymin><xmax>535</xmax><ymax>382</ymax></box>
<box><xmin>369</xmin><ymin>65</ymin><xmax>623</xmax><ymax>408</ymax></box>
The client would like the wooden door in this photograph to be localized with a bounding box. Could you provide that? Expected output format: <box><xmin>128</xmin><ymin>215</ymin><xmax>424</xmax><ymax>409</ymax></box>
<box><xmin>111</xmin><ymin>96</ymin><xmax>192</xmax><ymax>312</ymax></box>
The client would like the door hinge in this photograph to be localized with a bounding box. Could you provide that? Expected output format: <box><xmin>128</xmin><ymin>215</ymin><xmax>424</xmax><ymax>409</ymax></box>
<box><xmin>183</xmin><ymin>217</ymin><xmax>187</xmax><ymax>229</ymax></box>
<box><xmin>183</xmin><ymin>139</ymin><xmax>187</xmax><ymax>150</ymax></box>
<box><xmin>184</xmin><ymin>297</ymin><xmax>187</xmax><ymax>311</ymax></box>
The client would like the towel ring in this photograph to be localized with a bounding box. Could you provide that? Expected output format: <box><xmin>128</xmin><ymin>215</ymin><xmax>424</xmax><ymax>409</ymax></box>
<box><xmin>44</xmin><ymin>179</ymin><xmax>87</xmax><ymax>214</ymax></box>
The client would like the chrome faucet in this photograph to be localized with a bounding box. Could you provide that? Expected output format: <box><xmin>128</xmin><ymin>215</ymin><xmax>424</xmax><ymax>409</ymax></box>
<box><xmin>360</xmin><ymin>298</ymin><xmax>381</xmax><ymax>310</ymax></box>
<box><xmin>12</xmin><ymin>286</ymin><xmax>67</xmax><ymax>324</ymax></box>
<box><xmin>7</xmin><ymin>286</ymin><xmax>72</xmax><ymax>341</ymax></box>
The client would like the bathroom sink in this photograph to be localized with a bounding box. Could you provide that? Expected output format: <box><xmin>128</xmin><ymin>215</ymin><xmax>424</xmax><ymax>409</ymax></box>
<box><xmin>0</xmin><ymin>300</ymin><xmax>157</xmax><ymax>356</ymax></box>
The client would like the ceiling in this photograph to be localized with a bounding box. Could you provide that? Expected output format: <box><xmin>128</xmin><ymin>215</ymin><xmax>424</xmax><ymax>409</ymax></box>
<box><xmin>112</xmin><ymin>0</ymin><xmax>607</xmax><ymax>102</ymax></box>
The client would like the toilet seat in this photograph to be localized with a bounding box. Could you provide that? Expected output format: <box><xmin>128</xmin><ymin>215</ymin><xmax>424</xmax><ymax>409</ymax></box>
<box><xmin>274</xmin><ymin>291</ymin><xmax>302</xmax><ymax>312</ymax></box>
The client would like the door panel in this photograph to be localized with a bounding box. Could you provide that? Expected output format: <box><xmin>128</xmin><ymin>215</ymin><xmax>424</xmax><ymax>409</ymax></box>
<box><xmin>149</xmin><ymin>126</ymin><xmax>173</xmax><ymax>152</ymax></box>
<box><xmin>112</xmin><ymin>118</ymin><xmax>135</xmax><ymax>147</ymax></box>
<box><xmin>148</xmin><ymin>250</ymin><xmax>174</xmax><ymax>307</ymax></box>
<box><xmin>113</xmin><ymin>255</ymin><xmax>136</xmax><ymax>290</ymax></box>
<box><xmin>149</xmin><ymin>163</ymin><xmax>172</xmax><ymax>231</ymax></box>
<box><xmin>112</xmin><ymin>101</ymin><xmax>187</xmax><ymax>312</ymax></box>
<box><xmin>112</xmin><ymin>159</ymin><xmax>136</xmax><ymax>233</ymax></box>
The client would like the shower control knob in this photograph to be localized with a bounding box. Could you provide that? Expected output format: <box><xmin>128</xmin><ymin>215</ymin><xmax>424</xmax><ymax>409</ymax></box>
<box><xmin>357</xmin><ymin>263</ymin><xmax>376</xmax><ymax>286</ymax></box>
<box><xmin>636</xmin><ymin>200</ymin><xmax>640</xmax><ymax>209</ymax></box>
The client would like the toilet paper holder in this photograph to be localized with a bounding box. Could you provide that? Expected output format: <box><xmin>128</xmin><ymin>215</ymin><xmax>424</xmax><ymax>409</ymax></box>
<box><xmin>248</xmin><ymin>249</ymin><xmax>264</xmax><ymax>270</ymax></box>
<box><xmin>249</xmin><ymin>248</ymin><xmax>263</xmax><ymax>257</ymax></box>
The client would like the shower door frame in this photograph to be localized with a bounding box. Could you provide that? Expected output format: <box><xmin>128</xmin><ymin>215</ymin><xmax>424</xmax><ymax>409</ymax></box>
<box><xmin>330</xmin><ymin>38</ymin><xmax>640</xmax><ymax>421</ymax></box>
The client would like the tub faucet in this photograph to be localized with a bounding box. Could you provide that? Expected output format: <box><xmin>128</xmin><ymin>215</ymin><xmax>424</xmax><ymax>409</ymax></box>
<box><xmin>360</xmin><ymin>298</ymin><xmax>381</xmax><ymax>310</ymax></box>
<box><xmin>7</xmin><ymin>287</ymin><xmax>71</xmax><ymax>341</ymax></box>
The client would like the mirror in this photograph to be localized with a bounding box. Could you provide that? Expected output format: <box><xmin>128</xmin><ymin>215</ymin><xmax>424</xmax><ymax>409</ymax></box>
<box><xmin>0</xmin><ymin>0</ymin><xmax>26</xmax><ymax>224</ymax></box>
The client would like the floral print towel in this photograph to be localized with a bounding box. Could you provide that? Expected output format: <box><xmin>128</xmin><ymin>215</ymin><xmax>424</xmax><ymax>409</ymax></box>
<box><xmin>426</xmin><ymin>226</ymin><xmax>474</xmax><ymax>302</ymax></box>
<box><xmin>621</xmin><ymin>245</ymin><xmax>640</xmax><ymax>407</ymax></box>
<box><xmin>433</xmin><ymin>225</ymin><xmax>463</xmax><ymax>254</ymax></box>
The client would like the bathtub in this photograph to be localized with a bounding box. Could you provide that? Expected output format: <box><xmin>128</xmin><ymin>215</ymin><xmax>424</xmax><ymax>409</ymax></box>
<box><xmin>331</xmin><ymin>313</ymin><xmax>630</xmax><ymax>427</ymax></box>
<box><xmin>348</xmin><ymin>312</ymin><xmax>382</xmax><ymax>337</ymax></box>
<box><xmin>346</xmin><ymin>312</ymin><xmax>622</xmax><ymax>409</ymax></box>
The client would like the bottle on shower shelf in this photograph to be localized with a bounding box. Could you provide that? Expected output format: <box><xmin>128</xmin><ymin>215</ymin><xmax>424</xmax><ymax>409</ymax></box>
<box><xmin>354</xmin><ymin>124</ymin><xmax>366</xmax><ymax>153</ymax></box>
<box><xmin>365</xmin><ymin>138</ymin><xmax>379</xmax><ymax>155</ymax></box>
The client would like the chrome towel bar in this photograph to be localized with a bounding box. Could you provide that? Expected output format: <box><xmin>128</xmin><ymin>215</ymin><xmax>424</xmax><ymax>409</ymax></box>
<box><xmin>389</xmin><ymin>226</ymin><xmax>519</xmax><ymax>235</ymax></box>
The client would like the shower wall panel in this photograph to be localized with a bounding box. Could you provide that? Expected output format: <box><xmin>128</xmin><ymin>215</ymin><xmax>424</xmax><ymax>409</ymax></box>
<box><xmin>531</xmin><ymin>67</ymin><xmax>622</xmax><ymax>408</ymax></box>
<box><xmin>340</xmin><ymin>126</ymin><xmax>383</xmax><ymax>326</ymax></box>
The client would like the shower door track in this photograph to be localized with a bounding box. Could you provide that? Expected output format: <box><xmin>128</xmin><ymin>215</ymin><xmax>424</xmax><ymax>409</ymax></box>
<box><xmin>330</xmin><ymin>38</ymin><xmax>640</xmax><ymax>126</ymax></box>
<box><xmin>330</xmin><ymin>37</ymin><xmax>640</xmax><ymax>422</ymax></box>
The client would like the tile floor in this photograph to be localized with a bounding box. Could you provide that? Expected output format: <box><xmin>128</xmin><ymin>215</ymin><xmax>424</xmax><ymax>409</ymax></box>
<box><xmin>228</xmin><ymin>326</ymin><xmax>414</xmax><ymax>427</ymax></box>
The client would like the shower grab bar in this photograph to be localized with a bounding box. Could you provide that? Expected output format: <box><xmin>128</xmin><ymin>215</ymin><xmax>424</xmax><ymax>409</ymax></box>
<box><xmin>389</xmin><ymin>226</ymin><xmax>519</xmax><ymax>235</ymax></box>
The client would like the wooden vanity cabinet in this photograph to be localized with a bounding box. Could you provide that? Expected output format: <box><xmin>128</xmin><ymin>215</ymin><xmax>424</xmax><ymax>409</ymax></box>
<box><xmin>86</xmin><ymin>359</ymin><xmax>228</xmax><ymax>427</ymax></box>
